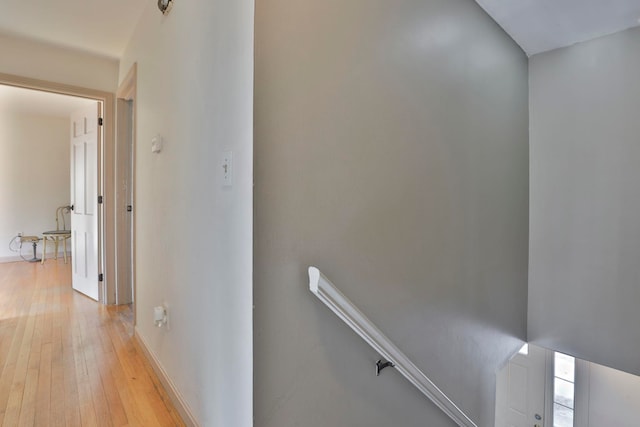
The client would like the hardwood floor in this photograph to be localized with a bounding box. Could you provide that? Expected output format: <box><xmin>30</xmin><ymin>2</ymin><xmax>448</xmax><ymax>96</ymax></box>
<box><xmin>0</xmin><ymin>259</ymin><xmax>185</xmax><ymax>426</ymax></box>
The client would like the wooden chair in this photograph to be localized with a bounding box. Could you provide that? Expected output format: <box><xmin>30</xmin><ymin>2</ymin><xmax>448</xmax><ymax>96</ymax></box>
<box><xmin>42</xmin><ymin>205</ymin><xmax>72</xmax><ymax>264</ymax></box>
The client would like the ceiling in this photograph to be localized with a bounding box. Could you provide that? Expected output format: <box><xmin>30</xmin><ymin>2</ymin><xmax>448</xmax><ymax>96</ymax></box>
<box><xmin>0</xmin><ymin>0</ymin><xmax>148</xmax><ymax>59</ymax></box>
<box><xmin>0</xmin><ymin>0</ymin><xmax>640</xmax><ymax>88</ymax></box>
<box><xmin>0</xmin><ymin>1</ymin><xmax>146</xmax><ymax>117</ymax></box>
<box><xmin>0</xmin><ymin>85</ymin><xmax>94</xmax><ymax>118</ymax></box>
<box><xmin>475</xmin><ymin>0</ymin><xmax>640</xmax><ymax>56</ymax></box>
<box><xmin>0</xmin><ymin>0</ymin><xmax>637</xmax><ymax>61</ymax></box>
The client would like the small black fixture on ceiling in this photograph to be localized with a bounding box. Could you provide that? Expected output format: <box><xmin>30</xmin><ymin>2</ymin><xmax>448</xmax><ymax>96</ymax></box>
<box><xmin>158</xmin><ymin>0</ymin><xmax>174</xmax><ymax>15</ymax></box>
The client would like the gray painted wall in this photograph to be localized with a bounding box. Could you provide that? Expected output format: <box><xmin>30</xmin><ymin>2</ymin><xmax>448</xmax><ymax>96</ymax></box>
<box><xmin>529</xmin><ymin>27</ymin><xmax>640</xmax><ymax>375</ymax></box>
<box><xmin>254</xmin><ymin>1</ymin><xmax>529</xmax><ymax>426</ymax></box>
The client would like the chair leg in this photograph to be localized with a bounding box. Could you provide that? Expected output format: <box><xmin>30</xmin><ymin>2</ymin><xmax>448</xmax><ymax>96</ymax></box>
<box><xmin>53</xmin><ymin>238</ymin><xmax>59</xmax><ymax>260</ymax></box>
<box><xmin>63</xmin><ymin>238</ymin><xmax>68</xmax><ymax>264</ymax></box>
<box><xmin>41</xmin><ymin>238</ymin><xmax>47</xmax><ymax>264</ymax></box>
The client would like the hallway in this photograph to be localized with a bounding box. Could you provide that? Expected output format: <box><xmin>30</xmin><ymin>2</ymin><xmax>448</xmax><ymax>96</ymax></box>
<box><xmin>0</xmin><ymin>259</ymin><xmax>184</xmax><ymax>426</ymax></box>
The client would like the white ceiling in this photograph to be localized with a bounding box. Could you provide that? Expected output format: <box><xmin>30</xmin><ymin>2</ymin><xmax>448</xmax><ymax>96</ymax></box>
<box><xmin>0</xmin><ymin>0</ymin><xmax>148</xmax><ymax>59</ymax></box>
<box><xmin>0</xmin><ymin>85</ymin><xmax>94</xmax><ymax>118</ymax></box>
<box><xmin>0</xmin><ymin>0</ymin><xmax>637</xmax><ymax>62</ymax></box>
<box><xmin>0</xmin><ymin>0</ymin><xmax>640</xmax><ymax>58</ymax></box>
<box><xmin>475</xmin><ymin>0</ymin><xmax>640</xmax><ymax>56</ymax></box>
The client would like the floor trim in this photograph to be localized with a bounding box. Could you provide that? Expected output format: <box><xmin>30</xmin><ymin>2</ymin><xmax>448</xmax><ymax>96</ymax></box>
<box><xmin>0</xmin><ymin>256</ymin><xmax>25</xmax><ymax>263</ymax></box>
<box><xmin>134</xmin><ymin>330</ymin><xmax>200</xmax><ymax>427</ymax></box>
<box><xmin>0</xmin><ymin>251</ymin><xmax>71</xmax><ymax>264</ymax></box>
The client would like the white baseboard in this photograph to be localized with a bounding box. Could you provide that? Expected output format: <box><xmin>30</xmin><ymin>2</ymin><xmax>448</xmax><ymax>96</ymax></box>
<box><xmin>0</xmin><ymin>251</ymin><xmax>71</xmax><ymax>264</ymax></box>
<box><xmin>134</xmin><ymin>330</ymin><xmax>199</xmax><ymax>427</ymax></box>
<box><xmin>0</xmin><ymin>255</ymin><xmax>26</xmax><ymax>263</ymax></box>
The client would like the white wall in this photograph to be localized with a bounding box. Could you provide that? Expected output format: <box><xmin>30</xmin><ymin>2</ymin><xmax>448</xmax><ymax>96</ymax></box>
<box><xmin>528</xmin><ymin>27</ymin><xmax>640</xmax><ymax>376</ymax></box>
<box><xmin>254</xmin><ymin>1</ymin><xmax>529</xmax><ymax>426</ymax></box>
<box><xmin>494</xmin><ymin>345</ymin><xmax>640</xmax><ymax>426</ymax></box>
<box><xmin>118</xmin><ymin>1</ymin><xmax>253</xmax><ymax>426</ymax></box>
<box><xmin>0</xmin><ymin>111</ymin><xmax>70</xmax><ymax>261</ymax></box>
<box><xmin>582</xmin><ymin>362</ymin><xmax>640</xmax><ymax>427</ymax></box>
<box><xmin>0</xmin><ymin>33</ymin><xmax>118</xmax><ymax>93</ymax></box>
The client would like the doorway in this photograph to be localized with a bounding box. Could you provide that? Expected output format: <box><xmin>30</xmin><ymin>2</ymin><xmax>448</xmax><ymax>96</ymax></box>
<box><xmin>0</xmin><ymin>71</ymin><xmax>115</xmax><ymax>304</ymax></box>
<box><xmin>114</xmin><ymin>64</ymin><xmax>137</xmax><ymax>310</ymax></box>
<box><xmin>495</xmin><ymin>344</ymin><xmax>550</xmax><ymax>427</ymax></box>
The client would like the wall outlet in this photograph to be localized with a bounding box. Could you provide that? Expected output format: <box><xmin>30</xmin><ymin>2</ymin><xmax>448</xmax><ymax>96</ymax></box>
<box><xmin>154</xmin><ymin>305</ymin><xmax>167</xmax><ymax>328</ymax></box>
<box><xmin>154</xmin><ymin>303</ymin><xmax>171</xmax><ymax>330</ymax></box>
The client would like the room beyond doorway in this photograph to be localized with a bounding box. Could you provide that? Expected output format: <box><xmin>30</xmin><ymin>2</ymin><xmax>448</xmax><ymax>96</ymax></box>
<box><xmin>0</xmin><ymin>71</ymin><xmax>119</xmax><ymax>305</ymax></box>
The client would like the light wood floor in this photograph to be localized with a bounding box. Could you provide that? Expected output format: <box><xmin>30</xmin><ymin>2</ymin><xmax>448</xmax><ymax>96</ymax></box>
<box><xmin>0</xmin><ymin>259</ymin><xmax>185</xmax><ymax>426</ymax></box>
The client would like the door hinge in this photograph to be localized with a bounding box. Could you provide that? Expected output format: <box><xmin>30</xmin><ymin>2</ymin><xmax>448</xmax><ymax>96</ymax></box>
<box><xmin>98</xmin><ymin>195</ymin><xmax>103</xmax><ymax>204</ymax></box>
<box><xmin>127</xmin><ymin>205</ymin><xmax>133</xmax><ymax>212</ymax></box>
<box><xmin>98</xmin><ymin>117</ymin><xmax>103</xmax><ymax>126</ymax></box>
<box><xmin>98</xmin><ymin>273</ymin><xmax>104</xmax><ymax>282</ymax></box>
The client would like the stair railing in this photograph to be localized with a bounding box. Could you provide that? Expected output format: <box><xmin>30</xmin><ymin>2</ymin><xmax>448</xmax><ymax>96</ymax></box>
<box><xmin>308</xmin><ymin>266</ymin><xmax>477</xmax><ymax>427</ymax></box>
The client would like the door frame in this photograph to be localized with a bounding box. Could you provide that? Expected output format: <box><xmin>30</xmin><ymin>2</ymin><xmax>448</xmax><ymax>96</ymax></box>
<box><xmin>545</xmin><ymin>351</ymin><xmax>590</xmax><ymax>427</ymax></box>
<box><xmin>0</xmin><ymin>71</ymin><xmax>116</xmax><ymax>304</ymax></box>
<box><xmin>115</xmin><ymin>64</ymin><xmax>137</xmax><ymax>316</ymax></box>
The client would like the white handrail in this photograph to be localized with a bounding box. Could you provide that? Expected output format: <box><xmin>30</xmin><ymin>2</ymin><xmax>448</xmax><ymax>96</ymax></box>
<box><xmin>308</xmin><ymin>266</ymin><xmax>477</xmax><ymax>427</ymax></box>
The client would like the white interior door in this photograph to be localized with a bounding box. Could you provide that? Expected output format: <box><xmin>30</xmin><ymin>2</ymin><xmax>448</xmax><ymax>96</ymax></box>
<box><xmin>70</xmin><ymin>103</ymin><xmax>100</xmax><ymax>301</ymax></box>
<box><xmin>496</xmin><ymin>344</ymin><xmax>548</xmax><ymax>427</ymax></box>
